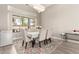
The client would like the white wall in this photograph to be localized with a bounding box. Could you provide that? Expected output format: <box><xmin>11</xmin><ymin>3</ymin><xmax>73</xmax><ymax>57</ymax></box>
<box><xmin>0</xmin><ymin>5</ymin><xmax>12</xmax><ymax>46</ymax></box>
<box><xmin>0</xmin><ymin>5</ymin><xmax>8</xmax><ymax>30</ymax></box>
<box><xmin>41</xmin><ymin>4</ymin><xmax>79</xmax><ymax>37</ymax></box>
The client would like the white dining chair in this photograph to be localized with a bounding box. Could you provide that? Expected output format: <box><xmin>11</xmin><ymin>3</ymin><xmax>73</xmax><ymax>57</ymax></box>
<box><xmin>38</xmin><ymin>29</ymin><xmax>47</xmax><ymax>47</ymax></box>
<box><xmin>21</xmin><ymin>29</ymin><xmax>32</xmax><ymax>49</ymax></box>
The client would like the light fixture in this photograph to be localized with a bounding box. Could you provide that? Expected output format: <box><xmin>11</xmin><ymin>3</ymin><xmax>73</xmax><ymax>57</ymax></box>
<box><xmin>29</xmin><ymin>4</ymin><xmax>45</xmax><ymax>13</ymax></box>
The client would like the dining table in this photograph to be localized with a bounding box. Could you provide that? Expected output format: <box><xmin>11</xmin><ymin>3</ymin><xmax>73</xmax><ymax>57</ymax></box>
<box><xmin>27</xmin><ymin>30</ymin><xmax>40</xmax><ymax>47</ymax></box>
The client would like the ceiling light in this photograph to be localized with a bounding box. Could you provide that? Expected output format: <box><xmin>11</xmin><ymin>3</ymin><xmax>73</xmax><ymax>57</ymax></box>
<box><xmin>29</xmin><ymin>4</ymin><xmax>45</xmax><ymax>13</ymax></box>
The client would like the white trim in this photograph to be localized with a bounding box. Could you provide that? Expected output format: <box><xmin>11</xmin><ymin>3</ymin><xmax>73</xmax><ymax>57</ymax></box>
<box><xmin>67</xmin><ymin>40</ymin><xmax>79</xmax><ymax>44</ymax></box>
<box><xmin>52</xmin><ymin>36</ymin><xmax>79</xmax><ymax>44</ymax></box>
<box><xmin>52</xmin><ymin>36</ymin><xmax>63</xmax><ymax>40</ymax></box>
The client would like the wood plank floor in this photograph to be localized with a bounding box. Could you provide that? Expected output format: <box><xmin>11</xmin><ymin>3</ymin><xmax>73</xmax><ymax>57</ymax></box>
<box><xmin>0</xmin><ymin>38</ymin><xmax>79</xmax><ymax>54</ymax></box>
<box><xmin>13</xmin><ymin>39</ymin><xmax>79</xmax><ymax>54</ymax></box>
<box><xmin>52</xmin><ymin>41</ymin><xmax>79</xmax><ymax>54</ymax></box>
<box><xmin>14</xmin><ymin>39</ymin><xmax>63</xmax><ymax>54</ymax></box>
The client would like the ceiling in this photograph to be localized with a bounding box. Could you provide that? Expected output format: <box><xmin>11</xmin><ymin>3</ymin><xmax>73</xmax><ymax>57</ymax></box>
<box><xmin>25</xmin><ymin>4</ymin><xmax>52</xmax><ymax>9</ymax></box>
<box><xmin>28</xmin><ymin>4</ymin><xmax>52</xmax><ymax>13</ymax></box>
<box><xmin>9</xmin><ymin>4</ymin><xmax>52</xmax><ymax>13</ymax></box>
<box><xmin>42</xmin><ymin>4</ymin><xmax>52</xmax><ymax>8</ymax></box>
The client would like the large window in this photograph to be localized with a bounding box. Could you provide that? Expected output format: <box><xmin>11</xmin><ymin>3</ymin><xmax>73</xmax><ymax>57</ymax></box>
<box><xmin>22</xmin><ymin>18</ymin><xmax>28</xmax><ymax>26</ymax></box>
<box><xmin>12</xmin><ymin>16</ymin><xmax>22</xmax><ymax>26</ymax></box>
<box><xmin>12</xmin><ymin>15</ymin><xmax>36</xmax><ymax>29</ymax></box>
<box><xmin>29</xmin><ymin>18</ymin><xmax>35</xmax><ymax>27</ymax></box>
<box><xmin>15</xmin><ymin>18</ymin><xmax>22</xmax><ymax>25</ymax></box>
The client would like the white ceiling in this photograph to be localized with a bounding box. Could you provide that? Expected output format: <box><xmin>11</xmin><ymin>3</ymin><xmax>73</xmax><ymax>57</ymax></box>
<box><xmin>28</xmin><ymin>4</ymin><xmax>52</xmax><ymax>13</ymax></box>
<box><xmin>42</xmin><ymin>4</ymin><xmax>52</xmax><ymax>8</ymax></box>
<box><xmin>28</xmin><ymin>4</ymin><xmax>52</xmax><ymax>9</ymax></box>
<box><xmin>9</xmin><ymin>4</ymin><xmax>37</xmax><ymax>12</ymax></box>
<box><xmin>9</xmin><ymin>4</ymin><xmax>52</xmax><ymax>13</ymax></box>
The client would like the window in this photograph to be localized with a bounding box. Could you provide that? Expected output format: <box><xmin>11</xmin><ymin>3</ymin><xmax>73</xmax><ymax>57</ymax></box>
<box><xmin>29</xmin><ymin>18</ymin><xmax>35</xmax><ymax>27</ymax></box>
<box><xmin>12</xmin><ymin>15</ymin><xmax>36</xmax><ymax>29</ymax></box>
<box><xmin>15</xmin><ymin>18</ymin><xmax>22</xmax><ymax>26</ymax></box>
<box><xmin>12</xmin><ymin>16</ymin><xmax>22</xmax><ymax>26</ymax></box>
<box><xmin>22</xmin><ymin>18</ymin><xmax>28</xmax><ymax>26</ymax></box>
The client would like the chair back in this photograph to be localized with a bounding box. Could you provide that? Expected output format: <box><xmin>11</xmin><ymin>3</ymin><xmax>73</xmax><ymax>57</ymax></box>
<box><xmin>21</xmin><ymin>29</ymin><xmax>31</xmax><ymax>42</ymax></box>
<box><xmin>47</xmin><ymin>29</ymin><xmax>52</xmax><ymax>39</ymax></box>
<box><xmin>39</xmin><ymin>29</ymin><xmax>47</xmax><ymax>41</ymax></box>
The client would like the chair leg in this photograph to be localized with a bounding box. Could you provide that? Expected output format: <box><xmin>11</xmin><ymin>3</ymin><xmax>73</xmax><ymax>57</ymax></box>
<box><xmin>22</xmin><ymin>40</ymin><xmax>24</xmax><ymax>46</ymax></box>
<box><xmin>39</xmin><ymin>41</ymin><xmax>41</xmax><ymax>47</ymax></box>
<box><xmin>32</xmin><ymin>39</ymin><xmax>35</xmax><ymax>48</ymax></box>
<box><xmin>32</xmin><ymin>41</ymin><xmax>34</xmax><ymax>48</ymax></box>
<box><xmin>49</xmin><ymin>38</ymin><xmax>51</xmax><ymax>43</ymax></box>
<box><xmin>44</xmin><ymin>40</ymin><xmax>46</xmax><ymax>45</ymax></box>
<box><xmin>25</xmin><ymin>42</ymin><xmax>27</xmax><ymax>49</ymax></box>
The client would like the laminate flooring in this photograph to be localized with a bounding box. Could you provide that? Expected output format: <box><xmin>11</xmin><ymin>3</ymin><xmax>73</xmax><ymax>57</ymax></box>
<box><xmin>1</xmin><ymin>38</ymin><xmax>79</xmax><ymax>54</ymax></box>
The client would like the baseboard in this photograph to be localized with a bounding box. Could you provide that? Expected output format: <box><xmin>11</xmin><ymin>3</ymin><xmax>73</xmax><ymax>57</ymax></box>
<box><xmin>0</xmin><ymin>43</ymin><xmax>13</xmax><ymax>47</ymax></box>
<box><xmin>67</xmin><ymin>40</ymin><xmax>79</xmax><ymax>44</ymax></box>
<box><xmin>52</xmin><ymin>36</ymin><xmax>64</xmax><ymax>41</ymax></box>
<box><xmin>52</xmin><ymin>36</ymin><xmax>79</xmax><ymax>44</ymax></box>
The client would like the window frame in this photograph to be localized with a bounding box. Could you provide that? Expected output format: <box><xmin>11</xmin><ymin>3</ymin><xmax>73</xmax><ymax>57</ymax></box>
<box><xmin>12</xmin><ymin>15</ymin><xmax>36</xmax><ymax>29</ymax></box>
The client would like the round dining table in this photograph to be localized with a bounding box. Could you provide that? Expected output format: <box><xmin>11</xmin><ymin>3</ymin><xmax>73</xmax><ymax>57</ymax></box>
<box><xmin>27</xmin><ymin>31</ymin><xmax>39</xmax><ymax>39</ymax></box>
<box><xmin>27</xmin><ymin>31</ymin><xmax>40</xmax><ymax>47</ymax></box>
